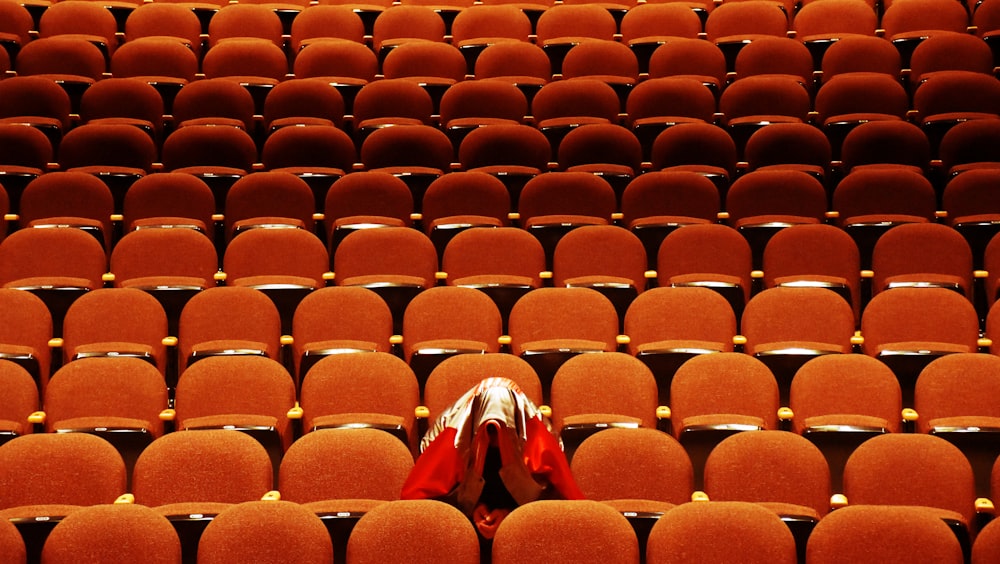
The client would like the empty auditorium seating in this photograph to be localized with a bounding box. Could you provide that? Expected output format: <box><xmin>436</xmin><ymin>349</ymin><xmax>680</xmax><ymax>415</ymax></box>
<box><xmin>813</xmin><ymin>72</ymin><xmax>910</xmax><ymax>160</ymax></box>
<box><xmin>869</xmin><ymin>222</ymin><xmax>975</xmax><ymax>302</ymax></box>
<box><xmin>331</xmin><ymin>226</ymin><xmax>439</xmax><ymax>332</ymax></box>
<box><xmin>0</xmin><ymin>356</ymin><xmax>34</xmax><ymax>449</ymax></box>
<box><xmin>649</xmin><ymin>123</ymin><xmax>738</xmax><ymax>200</ymax></box>
<box><xmin>668</xmin><ymin>352</ymin><xmax>781</xmax><ymax>488</ymax></box>
<box><xmin>473</xmin><ymin>41</ymin><xmax>552</xmax><ymax>101</ymax></box>
<box><xmin>110</xmin><ymin>227</ymin><xmax>219</xmax><ymax>337</ymax></box>
<box><xmin>551</xmin><ymin>224</ymin><xmax>648</xmax><ymax>323</ymax></box>
<box><xmin>261</xmin><ymin>126</ymin><xmax>357</xmax><ymax>209</ymax></box>
<box><xmin>37</xmin><ymin>2</ymin><xmax>118</xmax><ymax>61</ymax></box>
<box><xmin>939</xmin><ymin>118</ymin><xmax>1000</xmax><ymax>177</ymax></box>
<box><xmin>626</xmin><ymin>77</ymin><xmax>717</xmax><ymax>161</ymax></box>
<box><xmin>831</xmin><ymin>166</ymin><xmax>937</xmax><ymax>269</ymax></box>
<box><xmin>620</xmin><ymin>3</ymin><xmax>703</xmax><ymax>73</ymax></box>
<box><xmin>517</xmin><ymin>171</ymin><xmax>617</xmax><ymax>266</ymax></box>
<box><xmin>40</xmin><ymin>356</ymin><xmax>168</xmax><ymax>483</ymax></box>
<box><xmin>0</xmin><ymin>433</ymin><xmax>127</xmax><ymax>562</ymax></box>
<box><xmin>372</xmin><ymin>5</ymin><xmax>446</xmax><ymax>59</ymax></box>
<box><xmin>549</xmin><ymin>352</ymin><xmax>660</xmax><ymax>458</ymax></box>
<box><xmin>222</xmin><ymin>227</ymin><xmax>330</xmax><ymax>333</ymax></box>
<box><xmin>555</xmin><ymin>123</ymin><xmax>643</xmax><ymax>202</ymax></box>
<box><xmin>624</xmin><ymin>286</ymin><xmax>737</xmax><ymax>406</ymax></box>
<box><xmin>647</xmin><ymin>37</ymin><xmax>728</xmax><ymax>99</ymax></box>
<box><xmin>492</xmin><ymin>500</ymin><xmax>640</xmax><ymax>564</ymax></box>
<box><xmin>743</xmin><ymin>122</ymin><xmax>833</xmax><ymax>187</ymax></box>
<box><xmin>534</xmin><ymin>4</ymin><xmax>618</xmax><ymax>74</ymax></box>
<box><xmin>881</xmin><ymin>0</ymin><xmax>970</xmax><ymax>67</ymax></box>
<box><xmin>0</xmin><ymin>124</ymin><xmax>52</xmax><ymax>214</ymax></box>
<box><xmin>116</xmin><ymin>172</ymin><xmax>215</xmax><ymax>241</ymax></box>
<box><xmin>976</xmin><ymin>516</ymin><xmax>1000</xmax><ymax>563</ymax></box>
<box><xmin>656</xmin><ymin>223</ymin><xmax>753</xmax><ymax>318</ymax></box>
<box><xmin>789</xmin><ymin>354</ymin><xmax>903</xmax><ymax>492</ymax></box>
<box><xmin>78</xmin><ymin>78</ymin><xmax>165</xmax><ymax>144</ymax></box>
<box><xmin>449</xmin><ymin>4</ymin><xmax>532</xmax><ymax>72</ymax></box>
<box><xmin>359</xmin><ymin>125</ymin><xmax>454</xmax><ymax>210</ymax></box>
<box><xmin>561</xmin><ymin>40</ymin><xmax>640</xmax><ymax>108</ymax></box>
<box><xmin>0</xmin><ymin>75</ymin><xmax>71</xmax><ymax>148</ymax></box>
<box><xmin>792</xmin><ymin>0</ymin><xmax>878</xmax><ymax>65</ymax></box>
<box><xmin>741</xmin><ymin>286</ymin><xmax>856</xmax><ymax>404</ymax></box>
<box><xmin>124</xmin><ymin>2</ymin><xmax>203</xmax><ymax>57</ymax></box>
<box><xmin>290</xmin><ymin>286</ymin><xmax>395</xmax><ymax>379</ymax></box>
<box><xmin>57</xmin><ymin>124</ymin><xmax>157</xmax><ymax>213</ymax></box>
<box><xmin>0</xmin><ymin>1</ymin><xmax>32</xmax><ymax>65</ymax></box>
<box><xmin>760</xmin><ymin>224</ymin><xmax>862</xmax><ymax>322</ymax></box>
<box><xmin>507</xmin><ymin>287</ymin><xmax>621</xmax><ymax>402</ymax></box>
<box><xmin>703</xmin><ymin>430</ymin><xmax>832</xmax><ymax>560</ymax></box>
<box><xmin>59</xmin><ymin>287</ymin><xmax>170</xmax><ymax>373</ymax></box>
<box><xmin>570</xmin><ymin>427</ymin><xmax>692</xmax><ymax>559</ymax></box>
<box><xmin>347</xmin><ymin>500</ymin><xmax>480</xmax><ymax>564</ymax></box>
<box><xmin>733</xmin><ymin>36</ymin><xmax>815</xmax><ymax>92</ymax></box>
<box><xmin>5</xmin><ymin>5</ymin><xmax>1000</xmax><ymax>559</ymax></box>
<box><xmin>438</xmin><ymin>80</ymin><xmax>528</xmax><ymax>148</ymax></box>
<box><xmin>160</xmin><ymin>126</ymin><xmax>258</xmax><ymax>212</ymax></box>
<box><xmin>861</xmin><ymin>287</ymin><xmax>981</xmax><ymax>407</ymax></box>
<box><xmin>197</xmin><ymin>501</ymin><xmax>333</xmax><ymax>564</ymax></box>
<box><xmin>807</xmin><ymin>505</ymin><xmax>964</xmax><ymax>563</ymax></box>
<box><xmin>842</xmin><ymin>433</ymin><xmax>977</xmax><ymax>556</ymax></box>
<box><xmin>0</xmin><ymin>227</ymin><xmax>108</xmax><ymax>337</ymax></box>
<box><xmin>914</xmin><ymin>353</ymin><xmax>1000</xmax><ymax>497</ymax></box>
<box><xmin>19</xmin><ymin>171</ymin><xmax>115</xmax><ymax>252</ymax></box>
<box><xmin>322</xmin><ymin>171</ymin><xmax>414</xmax><ymax>253</ymax></box>
<box><xmin>909</xmin><ymin>32</ymin><xmax>995</xmax><ymax>87</ymax></box>
<box><xmin>176</xmin><ymin>286</ymin><xmax>283</xmax><ymax>373</ymax></box>
<box><xmin>420</xmin><ymin>170</ymin><xmax>512</xmax><ymax>256</ymax></box>
<box><xmin>222</xmin><ymin>171</ymin><xmax>317</xmax><ymax>240</ymax></box>
<box><xmin>298</xmin><ymin>352</ymin><xmax>418</xmax><ymax>445</ymax></box>
<box><xmin>457</xmin><ymin>124</ymin><xmax>552</xmax><ymax>208</ymax></box>
<box><xmin>207</xmin><ymin>4</ymin><xmax>283</xmax><ymax>48</ymax></box>
<box><xmin>619</xmin><ymin>170</ymin><xmax>721</xmax><ymax>267</ymax></box>
<box><xmin>400</xmin><ymin>285</ymin><xmax>503</xmax><ymax>390</ymax></box>
<box><xmin>291</xmin><ymin>40</ymin><xmax>378</xmax><ymax>111</ymax></box>
<box><xmin>718</xmin><ymin>75</ymin><xmax>812</xmax><ymax>158</ymax></box>
<box><xmin>819</xmin><ymin>34</ymin><xmax>902</xmax><ymax>82</ymax></box>
<box><xmin>40</xmin><ymin>503</ymin><xmax>182</xmax><ymax>564</ymax></box>
<box><xmin>171</xmin><ymin>78</ymin><xmax>256</xmax><ymax>132</ymax></box>
<box><xmin>262</xmin><ymin>79</ymin><xmax>346</xmax><ymax>133</ymax></box>
<box><xmin>646</xmin><ymin>501</ymin><xmax>798</xmax><ymax>564</ymax></box>
<box><xmin>277</xmin><ymin>427</ymin><xmax>415</xmax><ymax>562</ymax></box>
<box><xmin>704</xmin><ymin>0</ymin><xmax>789</xmax><ymax>70</ymax></box>
<box><xmin>109</xmin><ymin>39</ymin><xmax>198</xmax><ymax>113</ymax></box>
<box><xmin>0</xmin><ymin>289</ymin><xmax>54</xmax><ymax>392</ymax></box>
<box><xmin>381</xmin><ymin>41</ymin><xmax>468</xmax><ymax>110</ymax></box>
<box><xmin>912</xmin><ymin>70</ymin><xmax>1000</xmax><ymax>155</ymax></box>
<box><xmin>290</xmin><ymin>4</ymin><xmax>365</xmax><ymax>50</ymax></box>
<box><xmin>132</xmin><ymin>429</ymin><xmax>274</xmax><ymax>536</ymax></box>
<box><xmin>724</xmin><ymin>169</ymin><xmax>828</xmax><ymax>268</ymax></box>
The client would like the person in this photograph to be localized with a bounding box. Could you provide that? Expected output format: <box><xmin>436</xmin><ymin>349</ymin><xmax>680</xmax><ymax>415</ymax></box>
<box><xmin>401</xmin><ymin>377</ymin><xmax>584</xmax><ymax>539</ymax></box>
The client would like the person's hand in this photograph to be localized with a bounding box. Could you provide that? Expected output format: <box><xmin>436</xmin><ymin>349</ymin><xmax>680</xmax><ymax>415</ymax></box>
<box><xmin>473</xmin><ymin>503</ymin><xmax>511</xmax><ymax>539</ymax></box>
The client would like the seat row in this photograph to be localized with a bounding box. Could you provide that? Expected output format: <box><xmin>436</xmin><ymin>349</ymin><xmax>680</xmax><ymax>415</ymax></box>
<box><xmin>5</xmin><ymin>41</ymin><xmax>999</xmax><ymax>142</ymax></box>
<box><xmin>5</xmin><ymin>423</ymin><xmax>1000</xmax><ymax>563</ymax></box>
<box><xmin>5</xmin><ymin>72</ymin><xmax>996</xmax><ymax>190</ymax></box>
<box><xmin>5</xmin><ymin>0</ymin><xmax>999</xmax><ymax>65</ymax></box>
<box><xmin>3</xmin><ymin>116</ymin><xmax>999</xmax><ymax>216</ymax></box>
<box><xmin>5</xmin><ymin>197</ymin><xmax>1000</xmax><ymax>317</ymax></box>
<box><xmin>4</xmin><ymin>161</ymin><xmax>1000</xmax><ymax>285</ymax></box>
<box><xmin>2</xmin><ymin>211</ymin><xmax>999</xmax><ymax>320</ymax></box>
<box><xmin>2</xmin><ymin>498</ymin><xmax>997</xmax><ymax>564</ymax></box>
<box><xmin>2</xmin><ymin>274</ymin><xmax>999</xmax><ymax>414</ymax></box>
